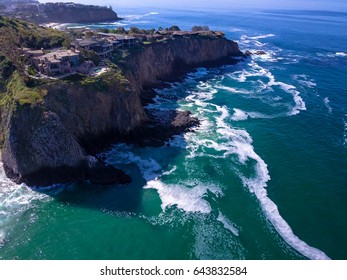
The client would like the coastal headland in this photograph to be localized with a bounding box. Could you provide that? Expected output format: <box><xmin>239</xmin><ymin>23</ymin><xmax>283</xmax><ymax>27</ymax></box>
<box><xmin>0</xmin><ymin>1</ymin><xmax>121</xmax><ymax>24</ymax></box>
<box><xmin>0</xmin><ymin>15</ymin><xmax>244</xmax><ymax>187</ymax></box>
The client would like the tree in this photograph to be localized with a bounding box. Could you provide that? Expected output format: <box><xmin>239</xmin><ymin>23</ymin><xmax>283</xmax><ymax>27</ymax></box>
<box><xmin>62</xmin><ymin>34</ymin><xmax>72</xmax><ymax>49</ymax></box>
<box><xmin>0</xmin><ymin>27</ymin><xmax>23</xmax><ymax>74</ymax></box>
<box><xmin>79</xmin><ymin>49</ymin><xmax>100</xmax><ymax>66</ymax></box>
<box><xmin>168</xmin><ymin>26</ymin><xmax>180</xmax><ymax>31</ymax></box>
<box><xmin>191</xmin><ymin>25</ymin><xmax>210</xmax><ymax>32</ymax></box>
<box><xmin>99</xmin><ymin>28</ymin><xmax>110</xmax><ymax>34</ymax></box>
<box><xmin>129</xmin><ymin>27</ymin><xmax>140</xmax><ymax>34</ymax></box>
<box><xmin>115</xmin><ymin>27</ymin><xmax>126</xmax><ymax>34</ymax></box>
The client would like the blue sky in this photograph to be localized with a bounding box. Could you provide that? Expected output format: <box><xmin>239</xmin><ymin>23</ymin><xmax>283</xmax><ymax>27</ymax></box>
<box><xmin>40</xmin><ymin>0</ymin><xmax>347</xmax><ymax>11</ymax></box>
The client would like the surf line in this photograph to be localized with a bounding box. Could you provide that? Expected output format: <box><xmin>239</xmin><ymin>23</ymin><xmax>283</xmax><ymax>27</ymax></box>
<box><xmin>214</xmin><ymin>105</ymin><xmax>330</xmax><ymax>260</ymax></box>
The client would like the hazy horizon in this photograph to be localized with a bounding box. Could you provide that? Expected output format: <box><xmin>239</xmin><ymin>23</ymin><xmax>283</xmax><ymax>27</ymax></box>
<box><xmin>38</xmin><ymin>0</ymin><xmax>347</xmax><ymax>12</ymax></box>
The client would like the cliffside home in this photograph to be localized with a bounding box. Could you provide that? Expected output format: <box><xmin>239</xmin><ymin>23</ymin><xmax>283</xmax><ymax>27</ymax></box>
<box><xmin>31</xmin><ymin>49</ymin><xmax>79</xmax><ymax>76</ymax></box>
<box><xmin>97</xmin><ymin>33</ymin><xmax>137</xmax><ymax>48</ymax></box>
<box><xmin>73</xmin><ymin>33</ymin><xmax>137</xmax><ymax>57</ymax></box>
<box><xmin>74</xmin><ymin>39</ymin><xmax>113</xmax><ymax>58</ymax></box>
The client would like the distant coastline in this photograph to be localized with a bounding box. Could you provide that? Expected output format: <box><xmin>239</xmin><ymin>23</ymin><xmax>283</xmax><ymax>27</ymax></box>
<box><xmin>0</xmin><ymin>1</ymin><xmax>121</xmax><ymax>24</ymax></box>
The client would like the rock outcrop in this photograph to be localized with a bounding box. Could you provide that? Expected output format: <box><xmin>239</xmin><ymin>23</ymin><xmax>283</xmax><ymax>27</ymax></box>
<box><xmin>0</xmin><ymin>36</ymin><xmax>243</xmax><ymax>186</ymax></box>
<box><xmin>125</xmin><ymin>37</ymin><xmax>243</xmax><ymax>93</ymax></box>
<box><xmin>5</xmin><ymin>2</ymin><xmax>121</xmax><ymax>24</ymax></box>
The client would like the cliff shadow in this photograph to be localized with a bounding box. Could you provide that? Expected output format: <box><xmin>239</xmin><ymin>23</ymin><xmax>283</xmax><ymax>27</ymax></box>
<box><xmin>33</xmin><ymin>63</ymin><xmax>236</xmax><ymax>215</ymax></box>
<box><xmin>34</xmin><ymin>135</ymin><xmax>189</xmax><ymax>215</ymax></box>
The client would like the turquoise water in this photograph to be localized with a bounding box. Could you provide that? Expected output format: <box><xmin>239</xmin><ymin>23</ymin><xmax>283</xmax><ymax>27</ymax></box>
<box><xmin>1</xmin><ymin>7</ymin><xmax>347</xmax><ymax>260</ymax></box>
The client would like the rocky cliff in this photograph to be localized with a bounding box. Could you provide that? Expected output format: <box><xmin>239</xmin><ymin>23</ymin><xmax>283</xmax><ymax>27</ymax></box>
<box><xmin>2</xmin><ymin>2</ymin><xmax>121</xmax><ymax>24</ymax></box>
<box><xmin>40</xmin><ymin>3</ymin><xmax>121</xmax><ymax>24</ymax></box>
<box><xmin>0</xmin><ymin>36</ymin><xmax>243</xmax><ymax>186</ymax></box>
<box><xmin>125</xmin><ymin>37</ymin><xmax>242</xmax><ymax>94</ymax></box>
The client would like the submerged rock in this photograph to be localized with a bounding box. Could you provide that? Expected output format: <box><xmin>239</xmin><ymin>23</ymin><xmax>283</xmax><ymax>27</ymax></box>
<box><xmin>86</xmin><ymin>156</ymin><xmax>131</xmax><ymax>185</ymax></box>
<box><xmin>125</xmin><ymin>110</ymin><xmax>200</xmax><ymax>147</ymax></box>
<box><xmin>255</xmin><ymin>50</ymin><xmax>267</xmax><ymax>55</ymax></box>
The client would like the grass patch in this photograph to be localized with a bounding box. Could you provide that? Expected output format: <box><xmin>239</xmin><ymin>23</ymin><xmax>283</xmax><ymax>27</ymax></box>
<box><xmin>80</xmin><ymin>68</ymin><xmax>129</xmax><ymax>93</ymax></box>
<box><xmin>2</xmin><ymin>71</ymin><xmax>47</xmax><ymax>106</ymax></box>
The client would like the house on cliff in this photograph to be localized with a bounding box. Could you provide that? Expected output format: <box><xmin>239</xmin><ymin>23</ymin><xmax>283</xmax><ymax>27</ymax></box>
<box><xmin>96</xmin><ymin>33</ymin><xmax>137</xmax><ymax>48</ymax></box>
<box><xmin>72</xmin><ymin>34</ymin><xmax>137</xmax><ymax>58</ymax></box>
<box><xmin>31</xmin><ymin>49</ymin><xmax>79</xmax><ymax>76</ymax></box>
<box><xmin>73</xmin><ymin>39</ymin><xmax>113</xmax><ymax>58</ymax></box>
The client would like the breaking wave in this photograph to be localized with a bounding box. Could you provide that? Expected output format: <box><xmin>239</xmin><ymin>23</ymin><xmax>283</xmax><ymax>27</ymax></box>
<box><xmin>150</xmin><ymin>63</ymin><xmax>329</xmax><ymax>259</ymax></box>
<box><xmin>323</xmin><ymin>97</ymin><xmax>333</xmax><ymax>114</ymax></box>
<box><xmin>0</xmin><ymin>163</ymin><xmax>50</xmax><ymax>248</ymax></box>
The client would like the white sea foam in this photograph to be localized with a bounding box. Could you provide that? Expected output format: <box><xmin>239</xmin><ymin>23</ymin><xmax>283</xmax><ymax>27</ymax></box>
<box><xmin>231</xmin><ymin>108</ymin><xmax>248</xmax><ymax>121</ymax></box>
<box><xmin>247</xmin><ymin>34</ymin><xmax>275</xmax><ymax>40</ymax></box>
<box><xmin>0</xmin><ymin>163</ymin><xmax>49</xmax><ymax>247</ymax></box>
<box><xmin>215</xmin><ymin>85</ymin><xmax>252</xmax><ymax>94</ymax></box>
<box><xmin>162</xmin><ymin>166</ymin><xmax>177</xmax><ymax>176</ymax></box>
<box><xmin>223</xmin><ymin>61</ymin><xmax>306</xmax><ymax>117</ymax></box>
<box><xmin>107</xmin><ymin>144</ymin><xmax>223</xmax><ymax>214</ymax></box>
<box><xmin>145</xmin><ymin>180</ymin><xmax>223</xmax><ymax>214</ymax></box>
<box><xmin>293</xmin><ymin>74</ymin><xmax>317</xmax><ymax>89</ymax></box>
<box><xmin>324</xmin><ymin>52</ymin><xmax>347</xmax><ymax>58</ymax></box>
<box><xmin>265</xmin><ymin>69</ymin><xmax>306</xmax><ymax>115</ymax></box>
<box><xmin>108</xmin><ymin>148</ymin><xmax>162</xmax><ymax>181</ymax></box>
<box><xmin>323</xmin><ymin>97</ymin><xmax>332</xmax><ymax>113</ymax></box>
<box><xmin>335</xmin><ymin>52</ymin><xmax>347</xmax><ymax>57</ymax></box>
<box><xmin>217</xmin><ymin>212</ymin><xmax>239</xmax><ymax>236</ymax></box>
<box><xmin>193</xmin><ymin>216</ymin><xmax>246</xmax><ymax>260</ymax></box>
<box><xmin>110</xmin><ymin>62</ymin><xmax>327</xmax><ymax>259</ymax></box>
<box><xmin>122</xmin><ymin>12</ymin><xmax>159</xmax><ymax>20</ymax></box>
<box><xmin>230</xmin><ymin>27</ymin><xmax>245</xmax><ymax>32</ymax></box>
<box><xmin>210</xmin><ymin>105</ymin><xmax>329</xmax><ymax>259</ymax></box>
<box><xmin>231</xmin><ymin>70</ymin><xmax>247</xmax><ymax>82</ymax></box>
<box><xmin>182</xmin><ymin>91</ymin><xmax>328</xmax><ymax>259</ymax></box>
<box><xmin>231</xmin><ymin>108</ymin><xmax>271</xmax><ymax>121</ymax></box>
<box><xmin>344</xmin><ymin>116</ymin><xmax>347</xmax><ymax>146</ymax></box>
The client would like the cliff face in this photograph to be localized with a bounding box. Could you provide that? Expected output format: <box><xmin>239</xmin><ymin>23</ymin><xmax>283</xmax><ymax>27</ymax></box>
<box><xmin>41</xmin><ymin>5</ymin><xmax>121</xmax><ymax>24</ymax></box>
<box><xmin>125</xmin><ymin>37</ymin><xmax>243</xmax><ymax>93</ymax></box>
<box><xmin>0</xmin><ymin>36</ymin><xmax>243</xmax><ymax>186</ymax></box>
<box><xmin>1</xmin><ymin>74</ymin><xmax>147</xmax><ymax>184</ymax></box>
<box><xmin>3</xmin><ymin>3</ymin><xmax>121</xmax><ymax>24</ymax></box>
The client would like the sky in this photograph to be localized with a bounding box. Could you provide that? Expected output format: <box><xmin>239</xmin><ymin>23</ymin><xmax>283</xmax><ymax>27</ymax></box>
<box><xmin>39</xmin><ymin>0</ymin><xmax>347</xmax><ymax>11</ymax></box>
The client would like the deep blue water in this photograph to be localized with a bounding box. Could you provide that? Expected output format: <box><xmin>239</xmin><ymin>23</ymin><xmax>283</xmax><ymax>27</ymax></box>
<box><xmin>0</xmin><ymin>6</ymin><xmax>346</xmax><ymax>260</ymax></box>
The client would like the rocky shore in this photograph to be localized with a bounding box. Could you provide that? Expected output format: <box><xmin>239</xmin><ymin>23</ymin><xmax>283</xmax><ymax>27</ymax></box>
<box><xmin>0</xmin><ymin>35</ymin><xmax>243</xmax><ymax>187</ymax></box>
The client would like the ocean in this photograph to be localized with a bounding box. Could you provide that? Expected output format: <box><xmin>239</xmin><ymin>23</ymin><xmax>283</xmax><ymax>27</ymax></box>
<box><xmin>0</xmin><ymin>6</ymin><xmax>346</xmax><ymax>260</ymax></box>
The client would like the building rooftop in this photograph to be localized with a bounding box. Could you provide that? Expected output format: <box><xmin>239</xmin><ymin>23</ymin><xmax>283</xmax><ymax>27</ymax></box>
<box><xmin>77</xmin><ymin>40</ymin><xmax>99</xmax><ymax>47</ymax></box>
<box><xmin>97</xmin><ymin>33</ymin><xmax>136</xmax><ymax>40</ymax></box>
<box><xmin>35</xmin><ymin>50</ymin><xmax>79</xmax><ymax>62</ymax></box>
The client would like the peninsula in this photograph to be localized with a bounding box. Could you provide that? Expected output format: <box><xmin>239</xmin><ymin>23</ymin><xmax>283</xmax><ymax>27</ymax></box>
<box><xmin>0</xmin><ymin>1</ymin><xmax>121</xmax><ymax>23</ymax></box>
<box><xmin>0</xmin><ymin>16</ymin><xmax>244</xmax><ymax>186</ymax></box>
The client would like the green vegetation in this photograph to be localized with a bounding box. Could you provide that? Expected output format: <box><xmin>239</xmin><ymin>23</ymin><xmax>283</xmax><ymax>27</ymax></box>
<box><xmin>191</xmin><ymin>25</ymin><xmax>210</xmax><ymax>32</ymax></box>
<box><xmin>79</xmin><ymin>48</ymin><xmax>101</xmax><ymax>66</ymax></box>
<box><xmin>0</xmin><ymin>16</ymin><xmax>67</xmax><ymax>106</ymax></box>
<box><xmin>0</xmin><ymin>15</ymin><xmax>223</xmax><ymax>110</ymax></box>
<box><xmin>0</xmin><ymin>16</ymin><xmax>66</xmax><ymax>49</ymax></box>
<box><xmin>1</xmin><ymin>71</ymin><xmax>47</xmax><ymax>106</ymax></box>
<box><xmin>81</xmin><ymin>68</ymin><xmax>129</xmax><ymax>93</ymax></box>
<box><xmin>0</xmin><ymin>55</ymin><xmax>15</xmax><ymax>91</ymax></box>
